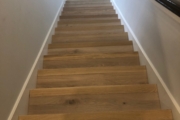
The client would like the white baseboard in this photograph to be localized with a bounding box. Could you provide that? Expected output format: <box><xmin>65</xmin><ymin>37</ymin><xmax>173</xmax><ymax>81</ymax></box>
<box><xmin>111</xmin><ymin>0</ymin><xmax>180</xmax><ymax>118</ymax></box>
<box><xmin>7</xmin><ymin>1</ymin><xmax>65</xmax><ymax>120</ymax></box>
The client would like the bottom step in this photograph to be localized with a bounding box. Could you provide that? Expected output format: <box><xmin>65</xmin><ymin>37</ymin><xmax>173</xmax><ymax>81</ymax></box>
<box><xmin>19</xmin><ymin>110</ymin><xmax>173</xmax><ymax>120</ymax></box>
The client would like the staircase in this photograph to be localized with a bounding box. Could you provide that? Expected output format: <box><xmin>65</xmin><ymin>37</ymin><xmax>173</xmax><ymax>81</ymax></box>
<box><xmin>19</xmin><ymin>0</ymin><xmax>173</xmax><ymax>120</ymax></box>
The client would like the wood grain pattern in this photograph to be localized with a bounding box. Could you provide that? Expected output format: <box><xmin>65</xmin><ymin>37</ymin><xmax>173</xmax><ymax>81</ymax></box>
<box><xmin>63</xmin><ymin>6</ymin><xmax>114</xmax><ymax>11</ymax></box>
<box><xmin>43</xmin><ymin>52</ymin><xmax>140</xmax><ymax>69</ymax></box>
<box><xmin>53</xmin><ymin>32</ymin><xmax>127</xmax><ymax>38</ymax></box>
<box><xmin>30</xmin><ymin>84</ymin><xmax>158</xmax><ymax>97</ymax></box>
<box><xmin>55</xmin><ymin>29</ymin><xmax>124</xmax><ymax>35</ymax></box>
<box><xmin>48</xmin><ymin>46</ymin><xmax>133</xmax><ymax>55</ymax></box>
<box><xmin>58</xmin><ymin>22</ymin><xmax>120</xmax><ymax>27</ymax></box>
<box><xmin>58</xmin><ymin>19</ymin><xmax>120</xmax><ymax>24</ymax></box>
<box><xmin>62</xmin><ymin>9</ymin><xmax>114</xmax><ymax>12</ymax></box>
<box><xmin>38</xmin><ymin>66</ymin><xmax>147</xmax><ymax>76</ymax></box>
<box><xmin>52</xmin><ymin>33</ymin><xmax>128</xmax><ymax>43</ymax></box>
<box><xmin>48</xmin><ymin>41</ymin><xmax>133</xmax><ymax>49</ymax></box>
<box><xmin>28</xmin><ymin>85</ymin><xmax>160</xmax><ymax>114</ymax></box>
<box><xmin>37</xmin><ymin>72</ymin><xmax>148</xmax><ymax>88</ymax></box>
<box><xmin>28</xmin><ymin>93</ymin><xmax>160</xmax><ymax>114</ymax></box>
<box><xmin>64</xmin><ymin>4</ymin><xmax>112</xmax><ymax>8</ymax></box>
<box><xmin>60</xmin><ymin>14</ymin><xmax>118</xmax><ymax>19</ymax></box>
<box><xmin>65</xmin><ymin>1</ymin><xmax>111</xmax><ymax>5</ymax></box>
<box><xmin>37</xmin><ymin>66</ymin><xmax>148</xmax><ymax>88</ymax></box>
<box><xmin>55</xmin><ymin>25</ymin><xmax>123</xmax><ymax>33</ymax></box>
<box><xmin>20</xmin><ymin>110</ymin><xmax>173</xmax><ymax>120</ymax></box>
<box><xmin>62</xmin><ymin>10</ymin><xmax>115</xmax><ymax>16</ymax></box>
<box><xmin>52</xmin><ymin>36</ymin><xmax>128</xmax><ymax>43</ymax></box>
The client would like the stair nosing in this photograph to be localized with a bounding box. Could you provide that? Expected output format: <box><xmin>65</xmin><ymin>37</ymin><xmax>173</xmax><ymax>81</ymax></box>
<box><xmin>30</xmin><ymin>84</ymin><xmax>158</xmax><ymax>97</ymax></box>
<box><xmin>48</xmin><ymin>42</ymin><xmax>133</xmax><ymax>49</ymax></box>
<box><xmin>43</xmin><ymin>52</ymin><xmax>139</xmax><ymax>60</ymax></box>
<box><xmin>38</xmin><ymin>66</ymin><xmax>147</xmax><ymax>76</ymax></box>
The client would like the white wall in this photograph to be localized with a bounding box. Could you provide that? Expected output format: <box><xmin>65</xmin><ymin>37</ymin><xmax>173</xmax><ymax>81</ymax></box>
<box><xmin>0</xmin><ymin>0</ymin><xmax>64</xmax><ymax>119</ymax></box>
<box><xmin>112</xmin><ymin>0</ymin><xmax>180</xmax><ymax>119</ymax></box>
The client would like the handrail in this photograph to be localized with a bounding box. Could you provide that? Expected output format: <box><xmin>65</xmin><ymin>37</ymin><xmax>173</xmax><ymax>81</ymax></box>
<box><xmin>155</xmin><ymin>0</ymin><xmax>180</xmax><ymax>17</ymax></box>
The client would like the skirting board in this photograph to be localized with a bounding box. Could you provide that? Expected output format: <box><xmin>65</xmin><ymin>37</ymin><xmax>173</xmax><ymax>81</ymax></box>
<box><xmin>110</xmin><ymin>0</ymin><xmax>180</xmax><ymax>119</ymax></box>
<box><xmin>7</xmin><ymin>1</ymin><xmax>65</xmax><ymax>120</ymax></box>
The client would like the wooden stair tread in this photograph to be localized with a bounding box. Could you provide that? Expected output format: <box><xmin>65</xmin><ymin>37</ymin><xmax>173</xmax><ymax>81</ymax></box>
<box><xmin>64</xmin><ymin>4</ymin><xmax>114</xmax><ymax>7</ymax></box>
<box><xmin>62</xmin><ymin>12</ymin><xmax>116</xmax><ymax>16</ymax></box>
<box><xmin>60</xmin><ymin>17</ymin><xmax>118</xmax><ymax>21</ymax></box>
<box><xmin>66</xmin><ymin>3</ymin><xmax>111</xmax><ymax>5</ymax></box>
<box><xmin>65</xmin><ymin>1</ymin><xmax>111</xmax><ymax>5</ymax></box>
<box><xmin>52</xmin><ymin>38</ymin><xmax>128</xmax><ymax>44</ymax></box>
<box><xmin>66</xmin><ymin>2</ymin><xmax>111</xmax><ymax>5</ymax></box>
<box><xmin>60</xmin><ymin>14</ymin><xmax>118</xmax><ymax>19</ymax></box>
<box><xmin>55</xmin><ymin>29</ymin><xmax>124</xmax><ymax>35</ymax></box>
<box><xmin>52</xmin><ymin>33</ymin><xmax>128</xmax><ymax>43</ymax></box>
<box><xmin>37</xmin><ymin>73</ymin><xmax>148</xmax><ymax>88</ymax></box>
<box><xmin>55</xmin><ymin>25</ymin><xmax>123</xmax><ymax>31</ymax></box>
<box><xmin>56</xmin><ymin>24</ymin><xmax>123</xmax><ymax>28</ymax></box>
<box><xmin>62</xmin><ymin>13</ymin><xmax>116</xmax><ymax>16</ymax></box>
<box><xmin>52</xmin><ymin>32</ymin><xmax>128</xmax><ymax>42</ymax></box>
<box><xmin>28</xmin><ymin>85</ymin><xmax>160</xmax><ymax>114</ymax></box>
<box><xmin>57</xmin><ymin>22</ymin><xmax>121</xmax><ymax>27</ymax></box>
<box><xmin>63</xmin><ymin>6</ymin><xmax>114</xmax><ymax>11</ymax></box>
<box><xmin>52</xmin><ymin>33</ymin><xmax>127</xmax><ymax>38</ymax></box>
<box><xmin>30</xmin><ymin>84</ymin><xmax>158</xmax><ymax>97</ymax></box>
<box><xmin>44</xmin><ymin>52</ymin><xmax>139</xmax><ymax>60</ymax></box>
<box><xmin>53</xmin><ymin>32</ymin><xmax>125</xmax><ymax>36</ymax></box>
<box><xmin>64</xmin><ymin>5</ymin><xmax>112</xmax><ymax>8</ymax></box>
<box><xmin>38</xmin><ymin>66</ymin><xmax>147</xmax><ymax>76</ymax></box>
<box><xmin>37</xmin><ymin>66</ymin><xmax>148</xmax><ymax>88</ymax></box>
<box><xmin>65</xmin><ymin>2</ymin><xmax>111</xmax><ymax>5</ymax></box>
<box><xmin>48</xmin><ymin>41</ymin><xmax>133</xmax><ymax>49</ymax></box>
<box><xmin>62</xmin><ymin>9</ymin><xmax>115</xmax><ymax>14</ymax></box>
<box><xmin>58</xmin><ymin>19</ymin><xmax>120</xmax><ymax>24</ymax></box>
<box><xmin>59</xmin><ymin>17</ymin><xmax>119</xmax><ymax>21</ymax></box>
<box><xmin>64</xmin><ymin>4</ymin><xmax>112</xmax><ymax>8</ymax></box>
<box><xmin>53</xmin><ymin>30</ymin><xmax>127</xmax><ymax>35</ymax></box>
<box><xmin>20</xmin><ymin>110</ymin><xmax>173</xmax><ymax>120</ymax></box>
<box><xmin>63</xmin><ymin>9</ymin><xmax>115</xmax><ymax>13</ymax></box>
<box><xmin>43</xmin><ymin>52</ymin><xmax>140</xmax><ymax>67</ymax></box>
<box><xmin>47</xmin><ymin>47</ymin><xmax>134</xmax><ymax>55</ymax></box>
<box><xmin>43</xmin><ymin>52</ymin><xmax>140</xmax><ymax>69</ymax></box>
<box><xmin>48</xmin><ymin>41</ymin><xmax>133</xmax><ymax>55</ymax></box>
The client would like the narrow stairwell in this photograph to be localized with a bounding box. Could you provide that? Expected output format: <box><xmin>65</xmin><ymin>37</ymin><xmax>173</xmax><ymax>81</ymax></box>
<box><xmin>19</xmin><ymin>0</ymin><xmax>173</xmax><ymax>120</ymax></box>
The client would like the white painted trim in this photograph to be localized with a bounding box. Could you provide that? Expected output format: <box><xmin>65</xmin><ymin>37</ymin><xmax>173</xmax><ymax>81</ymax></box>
<box><xmin>7</xmin><ymin>1</ymin><xmax>65</xmax><ymax>120</ymax></box>
<box><xmin>111</xmin><ymin>0</ymin><xmax>180</xmax><ymax>114</ymax></box>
